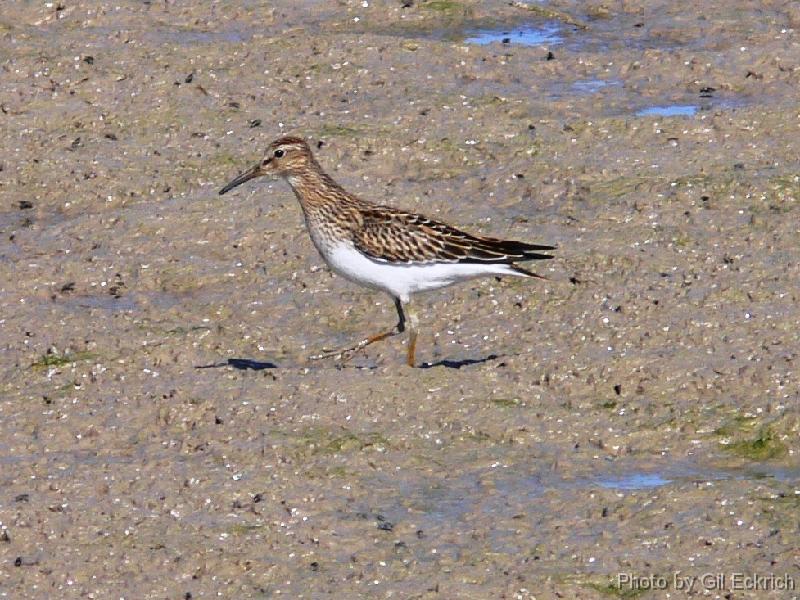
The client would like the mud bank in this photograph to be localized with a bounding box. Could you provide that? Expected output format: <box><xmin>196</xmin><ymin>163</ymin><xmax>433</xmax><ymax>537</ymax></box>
<box><xmin>1</xmin><ymin>1</ymin><xmax>799</xmax><ymax>598</ymax></box>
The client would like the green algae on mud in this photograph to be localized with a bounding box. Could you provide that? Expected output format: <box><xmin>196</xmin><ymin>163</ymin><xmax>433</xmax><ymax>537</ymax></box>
<box><xmin>272</xmin><ymin>426</ymin><xmax>391</xmax><ymax>458</ymax></box>
<box><xmin>421</xmin><ymin>0</ymin><xmax>470</xmax><ymax>15</ymax></box>
<box><xmin>490</xmin><ymin>397</ymin><xmax>523</xmax><ymax>408</ymax></box>
<box><xmin>724</xmin><ymin>427</ymin><xmax>788</xmax><ymax>461</ymax></box>
<box><xmin>714</xmin><ymin>412</ymin><xmax>795</xmax><ymax>461</ymax></box>
<box><xmin>508</xmin><ymin>1</ymin><xmax>588</xmax><ymax>29</ymax></box>
<box><xmin>585</xmin><ymin>579</ymin><xmax>648</xmax><ymax>599</ymax></box>
<box><xmin>30</xmin><ymin>351</ymin><xmax>96</xmax><ymax>370</ymax></box>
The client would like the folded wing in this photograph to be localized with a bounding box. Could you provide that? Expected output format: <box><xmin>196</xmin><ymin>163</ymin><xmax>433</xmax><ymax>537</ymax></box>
<box><xmin>353</xmin><ymin>207</ymin><xmax>555</xmax><ymax>265</ymax></box>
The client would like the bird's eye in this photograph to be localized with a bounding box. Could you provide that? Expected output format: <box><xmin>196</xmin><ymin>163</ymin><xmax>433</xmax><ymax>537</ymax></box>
<box><xmin>274</xmin><ymin>149</ymin><xmax>284</xmax><ymax>158</ymax></box>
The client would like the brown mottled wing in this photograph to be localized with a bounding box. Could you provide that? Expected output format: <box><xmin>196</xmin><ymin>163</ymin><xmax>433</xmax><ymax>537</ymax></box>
<box><xmin>353</xmin><ymin>207</ymin><xmax>555</xmax><ymax>265</ymax></box>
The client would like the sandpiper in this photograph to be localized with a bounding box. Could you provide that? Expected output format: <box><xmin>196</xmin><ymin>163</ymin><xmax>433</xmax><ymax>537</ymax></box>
<box><xmin>219</xmin><ymin>136</ymin><xmax>555</xmax><ymax>367</ymax></box>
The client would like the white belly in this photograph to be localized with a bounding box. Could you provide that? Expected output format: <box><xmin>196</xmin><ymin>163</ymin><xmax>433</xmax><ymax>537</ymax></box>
<box><xmin>323</xmin><ymin>243</ymin><xmax>522</xmax><ymax>302</ymax></box>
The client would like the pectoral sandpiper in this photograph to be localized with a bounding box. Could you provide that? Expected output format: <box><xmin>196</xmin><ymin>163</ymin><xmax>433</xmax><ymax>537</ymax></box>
<box><xmin>219</xmin><ymin>136</ymin><xmax>555</xmax><ymax>367</ymax></box>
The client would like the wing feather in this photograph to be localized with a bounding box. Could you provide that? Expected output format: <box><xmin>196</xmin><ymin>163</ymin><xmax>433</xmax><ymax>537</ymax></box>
<box><xmin>353</xmin><ymin>207</ymin><xmax>555</xmax><ymax>265</ymax></box>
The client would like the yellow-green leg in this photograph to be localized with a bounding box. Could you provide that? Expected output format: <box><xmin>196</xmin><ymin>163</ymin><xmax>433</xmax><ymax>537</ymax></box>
<box><xmin>404</xmin><ymin>301</ymin><xmax>419</xmax><ymax>368</ymax></box>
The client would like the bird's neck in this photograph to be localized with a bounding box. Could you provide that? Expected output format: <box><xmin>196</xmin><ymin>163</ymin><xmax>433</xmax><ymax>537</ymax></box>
<box><xmin>285</xmin><ymin>164</ymin><xmax>357</xmax><ymax>211</ymax></box>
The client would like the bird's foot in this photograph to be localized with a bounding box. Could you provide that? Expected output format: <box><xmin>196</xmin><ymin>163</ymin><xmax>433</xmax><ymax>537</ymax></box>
<box><xmin>307</xmin><ymin>328</ymin><xmax>400</xmax><ymax>365</ymax></box>
<box><xmin>308</xmin><ymin>345</ymin><xmax>360</xmax><ymax>363</ymax></box>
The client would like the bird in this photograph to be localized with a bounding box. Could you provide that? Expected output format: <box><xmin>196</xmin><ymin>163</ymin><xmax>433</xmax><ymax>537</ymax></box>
<box><xmin>219</xmin><ymin>136</ymin><xmax>555</xmax><ymax>367</ymax></box>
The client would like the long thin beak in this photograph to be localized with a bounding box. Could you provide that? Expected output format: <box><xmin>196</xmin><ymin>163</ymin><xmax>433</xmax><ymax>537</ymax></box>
<box><xmin>219</xmin><ymin>162</ymin><xmax>263</xmax><ymax>195</ymax></box>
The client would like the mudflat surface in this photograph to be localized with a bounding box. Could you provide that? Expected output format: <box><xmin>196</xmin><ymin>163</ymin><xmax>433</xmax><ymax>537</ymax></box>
<box><xmin>1</xmin><ymin>1</ymin><xmax>799</xmax><ymax>598</ymax></box>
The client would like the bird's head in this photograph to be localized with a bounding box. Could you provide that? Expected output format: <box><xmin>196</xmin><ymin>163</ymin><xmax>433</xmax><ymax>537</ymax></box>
<box><xmin>219</xmin><ymin>136</ymin><xmax>314</xmax><ymax>195</ymax></box>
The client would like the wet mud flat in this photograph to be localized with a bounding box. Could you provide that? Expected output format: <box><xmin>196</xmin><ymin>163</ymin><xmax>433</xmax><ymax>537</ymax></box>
<box><xmin>1</xmin><ymin>0</ymin><xmax>799</xmax><ymax>598</ymax></box>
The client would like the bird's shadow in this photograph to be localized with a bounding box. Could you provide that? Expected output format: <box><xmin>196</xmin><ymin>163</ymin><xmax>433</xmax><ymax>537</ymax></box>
<box><xmin>196</xmin><ymin>358</ymin><xmax>278</xmax><ymax>370</ymax></box>
<box><xmin>420</xmin><ymin>353</ymin><xmax>500</xmax><ymax>369</ymax></box>
<box><xmin>195</xmin><ymin>354</ymin><xmax>501</xmax><ymax>371</ymax></box>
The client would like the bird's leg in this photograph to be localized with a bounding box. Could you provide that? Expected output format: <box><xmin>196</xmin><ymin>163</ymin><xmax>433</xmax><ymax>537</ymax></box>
<box><xmin>309</xmin><ymin>297</ymin><xmax>405</xmax><ymax>362</ymax></box>
<box><xmin>404</xmin><ymin>300</ymin><xmax>419</xmax><ymax>368</ymax></box>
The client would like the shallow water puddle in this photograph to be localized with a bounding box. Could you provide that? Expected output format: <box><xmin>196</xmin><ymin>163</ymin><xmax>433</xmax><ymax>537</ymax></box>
<box><xmin>63</xmin><ymin>295</ymin><xmax>139</xmax><ymax>312</ymax></box>
<box><xmin>634</xmin><ymin>99</ymin><xmax>745</xmax><ymax>117</ymax></box>
<box><xmin>597</xmin><ymin>472</ymin><xmax>672</xmax><ymax>490</ymax></box>
<box><xmin>571</xmin><ymin>79</ymin><xmax>616</xmax><ymax>94</ymax></box>
<box><xmin>593</xmin><ymin>462</ymin><xmax>800</xmax><ymax>490</ymax></box>
<box><xmin>464</xmin><ymin>22</ymin><xmax>562</xmax><ymax>46</ymax></box>
<box><xmin>547</xmin><ymin>78</ymin><xmax>621</xmax><ymax>100</ymax></box>
<box><xmin>367</xmin><ymin>461</ymin><xmax>800</xmax><ymax>560</ymax></box>
<box><xmin>636</xmin><ymin>104</ymin><xmax>699</xmax><ymax>117</ymax></box>
<box><xmin>372</xmin><ymin>459</ymin><xmax>800</xmax><ymax>534</ymax></box>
